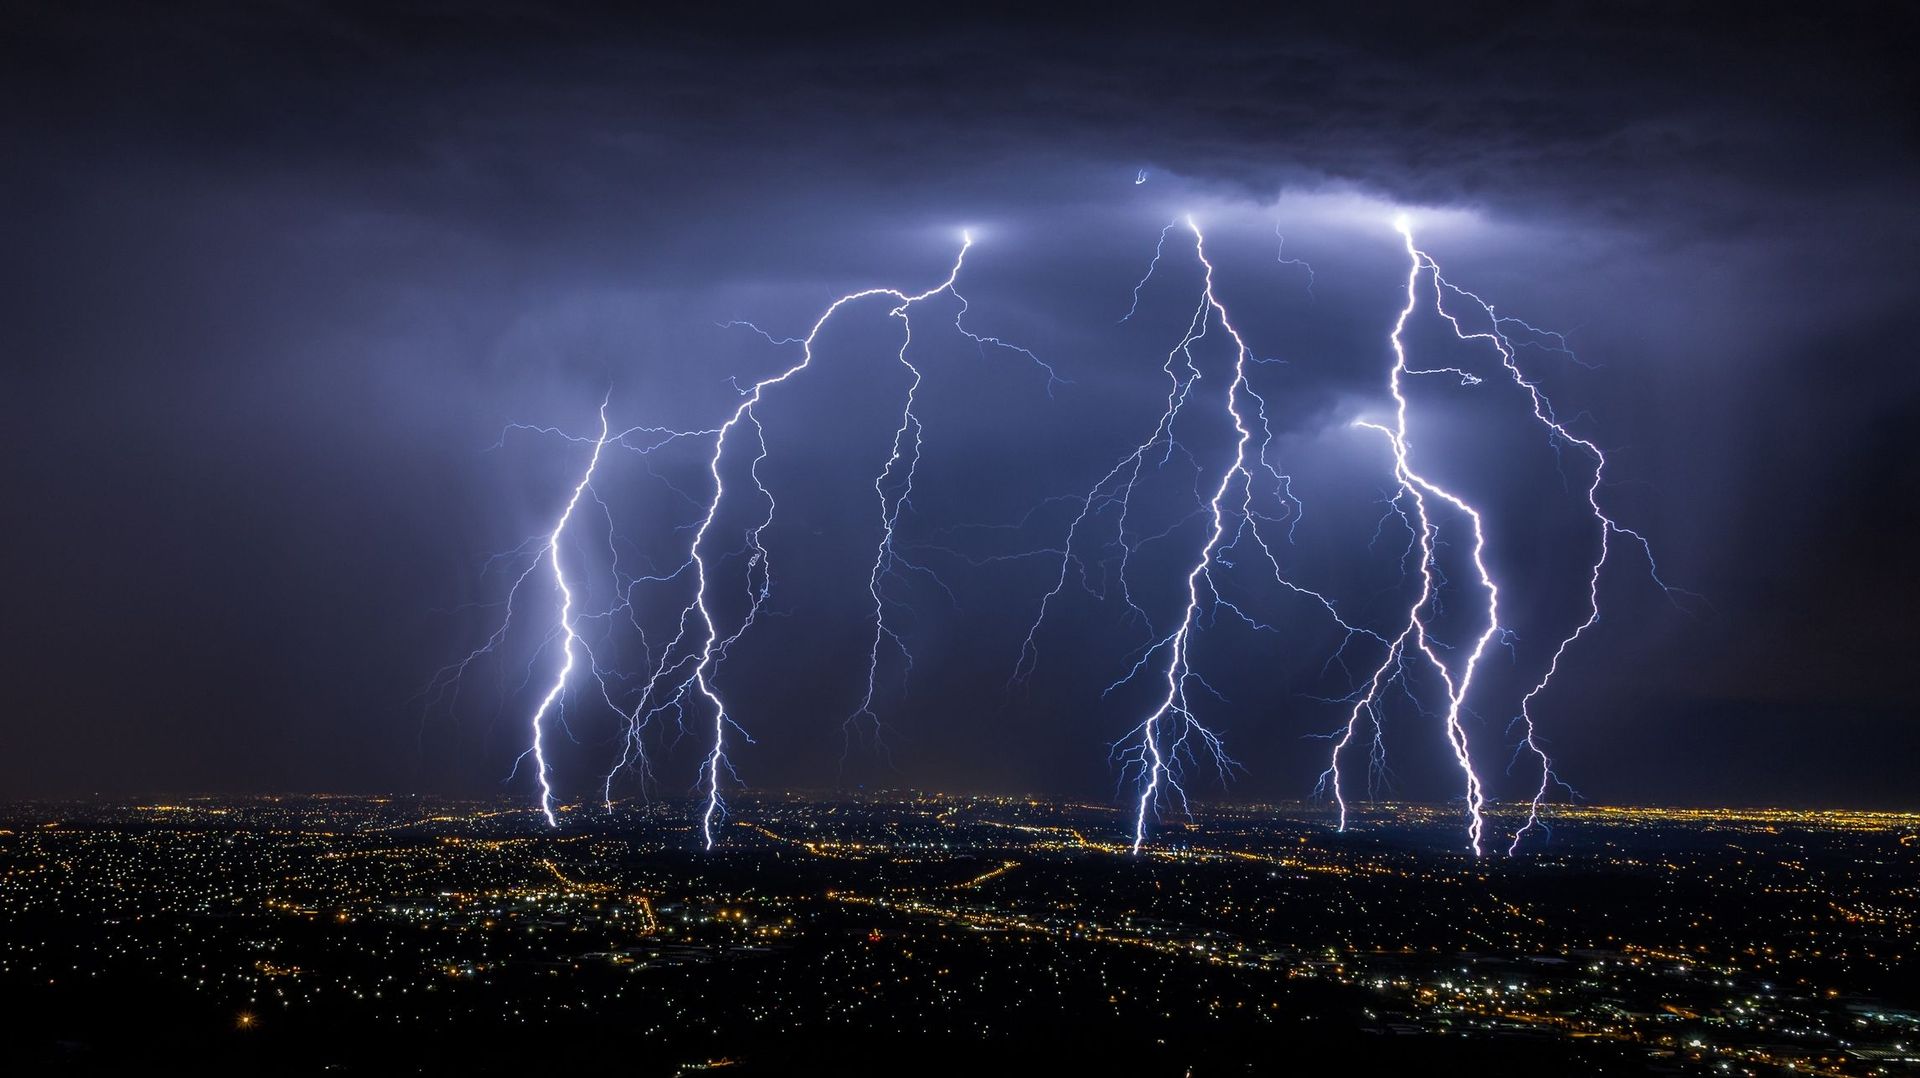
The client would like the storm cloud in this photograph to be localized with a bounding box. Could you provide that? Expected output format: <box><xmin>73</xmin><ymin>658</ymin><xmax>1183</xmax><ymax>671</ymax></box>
<box><xmin>2</xmin><ymin>2</ymin><xmax>1914</xmax><ymax>809</ymax></box>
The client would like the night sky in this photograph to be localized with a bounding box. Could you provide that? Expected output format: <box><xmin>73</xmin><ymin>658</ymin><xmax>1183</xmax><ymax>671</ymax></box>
<box><xmin>4</xmin><ymin>3</ymin><xmax>1915</xmax><ymax>810</ymax></box>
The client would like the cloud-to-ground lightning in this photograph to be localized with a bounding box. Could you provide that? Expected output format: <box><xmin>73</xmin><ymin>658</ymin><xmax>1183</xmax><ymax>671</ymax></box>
<box><xmin>1318</xmin><ymin>216</ymin><xmax>1673</xmax><ymax>854</ymax></box>
<box><xmin>519</xmin><ymin>400</ymin><xmax>614</xmax><ymax>826</ymax></box>
<box><xmin>438</xmin><ymin>212</ymin><xmax>1671</xmax><ymax>856</ymax></box>
<box><xmin>426</xmin><ymin>398</ymin><xmax>619</xmax><ymax>826</ymax></box>
<box><xmin>1410</xmin><ymin>238</ymin><xmax>1675</xmax><ymax>854</ymax></box>
<box><xmin>426</xmin><ymin>404</ymin><xmax>728</xmax><ymax>822</ymax></box>
<box><xmin>605</xmin><ymin>235</ymin><xmax>1052</xmax><ymax>848</ymax></box>
<box><xmin>1013</xmin><ymin>217</ymin><xmax>1374</xmax><ymax>852</ymax></box>
<box><xmin>1314</xmin><ymin>218</ymin><xmax>1499</xmax><ymax>855</ymax></box>
<box><xmin>1113</xmin><ymin>219</ymin><xmax>1259</xmax><ymax>853</ymax></box>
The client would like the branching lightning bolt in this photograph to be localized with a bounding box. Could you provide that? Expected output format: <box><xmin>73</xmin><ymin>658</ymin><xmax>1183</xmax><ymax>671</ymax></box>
<box><xmin>1318</xmin><ymin>216</ymin><xmax>1674</xmax><ymax>855</ymax></box>
<box><xmin>433</xmin><ymin>212</ymin><xmax>1677</xmax><ymax>857</ymax></box>
<box><xmin>606</xmin><ymin>234</ymin><xmax>1050</xmax><ymax>848</ymax></box>
<box><xmin>1275</xmin><ymin>224</ymin><xmax>1315</xmax><ymax>300</ymax></box>
<box><xmin>1014</xmin><ymin>217</ymin><xmax>1373</xmax><ymax>853</ymax></box>
<box><xmin>1316</xmin><ymin>220</ymin><xmax>1500</xmax><ymax>855</ymax></box>
<box><xmin>1415</xmin><ymin>244</ymin><xmax>1675</xmax><ymax>855</ymax></box>
<box><xmin>509</xmin><ymin>399</ymin><xmax>613</xmax><ymax>826</ymax></box>
<box><xmin>429</xmin><ymin>402</ymin><xmax>725</xmax><ymax>823</ymax></box>
<box><xmin>1116</xmin><ymin>219</ymin><xmax>1259</xmax><ymax>853</ymax></box>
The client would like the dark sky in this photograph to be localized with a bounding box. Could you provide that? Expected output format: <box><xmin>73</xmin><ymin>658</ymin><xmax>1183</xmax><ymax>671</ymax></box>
<box><xmin>3</xmin><ymin>2</ymin><xmax>1915</xmax><ymax>810</ymax></box>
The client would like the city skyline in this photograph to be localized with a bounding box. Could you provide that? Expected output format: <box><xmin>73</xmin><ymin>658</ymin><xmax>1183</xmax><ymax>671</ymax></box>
<box><xmin>5</xmin><ymin>791</ymin><xmax>1916</xmax><ymax>1074</ymax></box>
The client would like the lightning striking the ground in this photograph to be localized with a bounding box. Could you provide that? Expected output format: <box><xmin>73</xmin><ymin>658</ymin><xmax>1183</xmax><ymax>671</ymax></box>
<box><xmin>1414</xmin><ymin>238</ymin><xmax>1674</xmax><ymax>855</ymax></box>
<box><xmin>520</xmin><ymin>400</ymin><xmax>613</xmax><ymax>826</ymax></box>
<box><xmin>1111</xmin><ymin>220</ymin><xmax>1259</xmax><ymax>853</ymax></box>
<box><xmin>1317</xmin><ymin>216</ymin><xmax>1671</xmax><ymax>855</ymax></box>
<box><xmin>439</xmin><ymin>212</ymin><xmax>1669</xmax><ymax>856</ymax></box>
<box><xmin>594</xmin><ymin>234</ymin><xmax>1050</xmax><ymax>848</ymax></box>
<box><xmin>1275</xmin><ymin>224</ymin><xmax>1315</xmax><ymax>300</ymax></box>
<box><xmin>425</xmin><ymin>398</ymin><xmax>618</xmax><ymax>827</ymax></box>
<box><xmin>1012</xmin><ymin>218</ymin><xmax>1374</xmax><ymax>852</ymax></box>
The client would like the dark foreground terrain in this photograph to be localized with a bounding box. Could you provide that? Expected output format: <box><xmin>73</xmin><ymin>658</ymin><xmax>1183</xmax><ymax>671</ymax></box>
<box><xmin>2</xmin><ymin>794</ymin><xmax>1915</xmax><ymax>1075</ymax></box>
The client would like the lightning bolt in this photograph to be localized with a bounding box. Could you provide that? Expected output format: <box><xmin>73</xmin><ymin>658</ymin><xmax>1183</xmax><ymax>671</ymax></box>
<box><xmin>1123</xmin><ymin>219</ymin><xmax>1384</xmax><ymax>852</ymax></box>
<box><xmin>1274</xmin><ymin>224</ymin><xmax>1315</xmax><ymax>300</ymax></box>
<box><xmin>608</xmin><ymin>234</ymin><xmax>1050</xmax><ymax>848</ymax></box>
<box><xmin>1319</xmin><ymin>216</ymin><xmax>1673</xmax><ymax>855</ymax></box>
<box><xmin>1014</xmin><ymin>217</ymin><xmax>1372</xmax><ymax>852</ymax></box>
<box><xmin>850</xmin><ymin>235</ymin><xmax>1056</xmax><ymax>746</ymax></box>
<box><xmin>428</xmin><ymin>399</ymin><xmax>736</xmax><ymax>824</ymax></box>
<box><xmin>1116</xmin><ymin>218</ymin><xmax>1258</xmax><ymax>852</ymax></box>
<box><xmin>1412</xmin><ymin>241</ymin><xmax>1674</xmax><ymax>855</ymax></box>
<box><xmin>439</xmin><ymin>397</ymin><xmax>613</xmax><ymax>827</ymax></box>
<box><xmin>1317</xmin><ymin>219</ymin><xmax>1499</xmax><ymax>854</ymax></box>
<box><xmin>519</xmin><ymin>400</ymin><xmax>614</xmax><ymax>825</ymax></box>
<box><xmin>436</xmin><ymin>212</ymin><xmax>1672</xmax><ymax>855</ymax></box>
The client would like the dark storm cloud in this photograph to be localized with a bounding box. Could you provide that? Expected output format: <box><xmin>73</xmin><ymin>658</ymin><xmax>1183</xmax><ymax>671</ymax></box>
<box><xmin>1</xmin><ymin>2</ymin><xmax>1914</xmax><ymax>808</ymax></box>
<box><xmin>10</xmin><ymin>3</ymin><xmax>1913</xmax><ymax>228</ymax></box>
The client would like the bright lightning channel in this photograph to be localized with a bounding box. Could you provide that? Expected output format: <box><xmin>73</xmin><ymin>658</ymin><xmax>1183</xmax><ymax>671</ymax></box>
<box><xmin>609</xmin><ymin>234</ymin><xmax>1049</xmax><ymax>848</ymax></box>
<box><xmin>427</xmin><ymin>403</ymin><xmax>723</xmax><ymax>825</ymax></box>
<box><xmin>1411</xmin><ymin>228</ymin><xmax>1675</xmax><ymax>854</ymax></box>
<box><xmin>520</xmin><ymin>398</ymin><xmax>612</xmax><ymax>826</ymax></box>
<box><xmin>1318</xmin><ymin>215</ymin><xmax>1672</xmax><ymax>855</ymax></box>
<box><xmin>438</xmin><ymin>213</ymin><xmax>1672</xmax><ymax>855</ymax></box>
<box><xmin>1014</xmin><ymin>217</ymin><xmax>1373</xmax><ymax>853</ymax></box>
